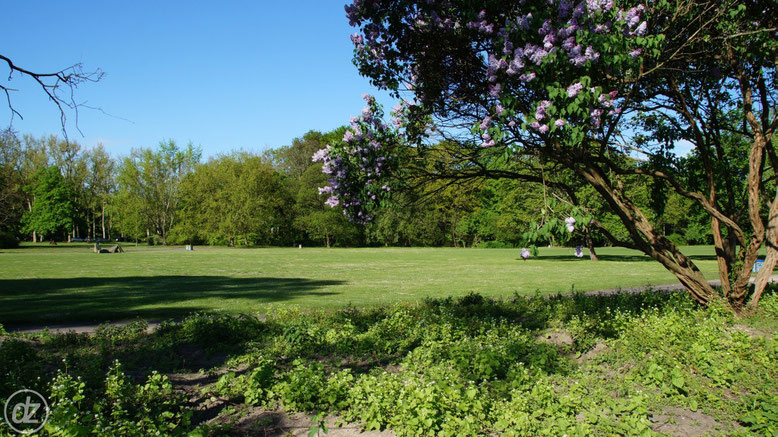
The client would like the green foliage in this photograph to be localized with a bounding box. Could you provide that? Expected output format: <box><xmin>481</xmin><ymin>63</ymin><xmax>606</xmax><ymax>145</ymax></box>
<box><xmin>115</xmin><ymin>140</ymin><xmax>201</xmax><ymax>245</ymax></box>
<box><xmin>173</xmin><ymin>153</ymin><xmax>294</xmax><ymax>246</ymax></box>
<box><xmin>21</xmin><ymin>166</ymin><xmax>75</xmax><ymax>239</ymax></box>
<box><xmin>1</xmin><ymin>289</ymin><xmax>776</xmax><ymax>435</ymax></box>
<box><xmin>44</xmin><ymin>362</ymin><xmax>195</xmax><ymax>436</ymax></box>
<box><xmin>294</xmin><ymin>164</ymin><xmax>361</xmax><ymax>247</ymax></box>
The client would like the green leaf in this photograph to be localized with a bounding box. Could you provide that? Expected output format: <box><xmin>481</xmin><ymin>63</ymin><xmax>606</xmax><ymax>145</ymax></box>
<box><xmin>671</xmin><ymin>376</ymin><xmax>685</xmax><ymax>389</ymax></box>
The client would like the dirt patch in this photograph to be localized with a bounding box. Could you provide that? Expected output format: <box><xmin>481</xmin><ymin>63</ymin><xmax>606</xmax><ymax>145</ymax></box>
<box><xmin>731</xmin><ymin>324</ymin><xmax>772</xmax><ymax>340</ymax></box>
<box><xmin>536</xmin><ymin>328</ymin><xmax>574</xmax><ymax>347</ymax></box>
<box><xmin>577</xmin><ymin>342</ymin><xmax>608</xmax><ymax>363</ymax></box>
<box><xmin>174</xmin><ymin>343</ymin><xmax>228</xmax><ymax>369</ymax></box>
<box><xmin>224</xmin><ymin>408</ymin><xmax>395</xmax><ymax>436</ymax></box>
<box><xmin>650</xmin><ymin>407</ymin><xmax>740</xmax><ymax>436</ymax></box>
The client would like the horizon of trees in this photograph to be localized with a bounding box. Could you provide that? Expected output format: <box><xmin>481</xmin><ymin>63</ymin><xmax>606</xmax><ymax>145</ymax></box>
<box><xmin>0</xmin><ymin>127</ymin><xmax>712</xmax><ymax>250</ymax></box>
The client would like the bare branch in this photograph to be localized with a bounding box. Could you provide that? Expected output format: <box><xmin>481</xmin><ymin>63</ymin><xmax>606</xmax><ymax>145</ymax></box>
<box><xmin>0</xmin><ymin>54</ymin><xmax>104</xmax><ymax>141</ymax></box>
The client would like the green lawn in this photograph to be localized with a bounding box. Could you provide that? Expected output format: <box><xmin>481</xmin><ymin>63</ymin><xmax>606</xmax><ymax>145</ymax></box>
<box><xmin>0</xmin><ymin>244</ymin><xmax>726</xmax><ymax>325</ymax></box>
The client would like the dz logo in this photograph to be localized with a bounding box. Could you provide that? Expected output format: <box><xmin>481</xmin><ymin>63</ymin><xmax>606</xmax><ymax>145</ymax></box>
<box><xmin>4</xmin><ymin>390</ymin><xmax>49</xmax><ymax>434</ymax></box>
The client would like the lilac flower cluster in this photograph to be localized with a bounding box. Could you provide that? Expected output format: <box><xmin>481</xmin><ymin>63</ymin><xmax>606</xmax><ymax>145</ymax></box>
<box><xmin>565</xmin><ymin>216</ymin><xmax>576</xmax><ymax>233</ymax></box>
<box><xmin>314</xmin><ymin>95</ymin><xmax>397</xmax><ymax>223</ymax></box>
<box><xmin>567</xmin><ymin>82</ymin><xmax>584</xmax><ymax>97</ymax></box>
<box><xmin>621</xmin><ymin>5</ymin><xmax>647</xmax><ymax>36</ymax></box>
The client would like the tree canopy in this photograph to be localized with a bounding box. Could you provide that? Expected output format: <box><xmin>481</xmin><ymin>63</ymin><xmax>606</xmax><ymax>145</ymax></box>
<box><xmin>318</xmin><ymin>0</ymin><xmax>777</xmax><ymax>309</ymax></box>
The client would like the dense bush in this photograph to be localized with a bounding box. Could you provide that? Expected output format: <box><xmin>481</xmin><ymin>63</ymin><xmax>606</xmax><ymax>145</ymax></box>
<box><xmin>0</xmin><ymin>231</ymin><xmax>19</xmax><ymax>248</ymax></box>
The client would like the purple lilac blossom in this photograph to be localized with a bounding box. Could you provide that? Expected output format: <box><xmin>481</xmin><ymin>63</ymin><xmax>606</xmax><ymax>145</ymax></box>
<box><xmin>573</xmin><ymin>1</ymin><xmax>586</xmax><ymax>19</ymax></box>
<box><xmin>565</xmin><ymin>216</ymin><xmax>576</xmax><ymax>232</ymax></box>
<box><xmin>567</xmin><ymin>82</ymin><xmax>584</xmax><ymax>97</ymax></box>
<box><xmin>558</xmin><ymin>0</ymin><xmax>573</xmax><ymax>18</ymax></box>
<box><xmin>325</xmin><ymin>196</ymin><xmax>340</xmax><ymax>208</ymax></box>
<box><xmin>629</xmin><ymin>48</ymin><xmax>642</xmax><ymax>58</ymax></box>
<box><xmin>312</xmin><ymin>148</ymin><xmax>329</xmax><ymax>163</ymax></box>
<box><xmin>555</xmin><ymin>119</ymin><xmax>566</xmax><ymax>127</ymax></box>
<box><xmin>539</xmin><ymin>19</ymin><xmax>552</xmax><ymax>35</ymax></box>
<box><xmin>480</xmin><ymin>116</ymin><xmax>492</xmax><ymax>130</ymax></box>
<box><xmin>543</xmin><ymin>33</ymin><xmax>557</xmax><ymax>50</ymax></box>
<box><xmin>517</xmin><ymin>13</ymin><xmax>532</xmax><ymax>30</ymax></box>
<box><xmin>489</xmin><ymin>83</ymin><xmax>502</xmax><ymax>97</ymax></box>
<box><xmin>519</xmin><ymin>72</ymin><xmax>536</xmax><ymax>82</ymax></box>
<box><xmin>538</xmin><ymin>124</ymin><xmax>549</xmax><ymax>133</ymax></box>
<box><xmin>635</xmin><ymin>21</ymin><xmax>647</xmax><ymax>36</ymax></box>
<box><xmin>625</xmin><ymin>6</ymin><xmax>644</xmax><ymax>28</ymax></box>
<box><xmin>507</xmin><ymin>57</ymin><xmax>524</xmax><ymax>75</ymax></box>
<box><xmin>561</xmin><ymin>37</ymin><xmax>576</xmax><ymax>51</ymax></box>
<box><xmin>535</xmin><ymin>100</ymin><xmax>551</xmax><ymax>120</ymax></box>
<box><xmin>586</xmin><ymin>0</ymin><xmax>601</xmax><ymax>13</ymax></box>
<box><xmin>584</xmin><ymin>46</ymin><xmax>600</xmax><ymax>62</ymax></box>
<box><xmin>529</xmin><ymin>48</ymin><xmax>549</xmax><ymax>65</ymax></box>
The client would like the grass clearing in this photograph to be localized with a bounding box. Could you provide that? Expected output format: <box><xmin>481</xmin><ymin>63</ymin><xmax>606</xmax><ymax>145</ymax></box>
<box><xmin>0</xmin><ymin>244</ymin><xmax>726</xmax><ymax>325</ymax></box>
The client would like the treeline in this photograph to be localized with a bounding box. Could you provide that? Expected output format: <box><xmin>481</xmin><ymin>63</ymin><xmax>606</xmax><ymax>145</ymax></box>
<box><xmin>0</xmin><ymin>128</ymin><xmax>712</xmax><ymax>248</ymax></box>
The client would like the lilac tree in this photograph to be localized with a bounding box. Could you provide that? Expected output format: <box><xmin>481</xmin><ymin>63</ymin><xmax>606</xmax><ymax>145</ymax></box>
<box><xmin>320</xmin><ymin>0</ymin><xmax>776</xmax><ymax>309</ymax></box>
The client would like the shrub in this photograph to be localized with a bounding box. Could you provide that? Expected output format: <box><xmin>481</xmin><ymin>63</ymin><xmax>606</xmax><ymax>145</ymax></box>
<box><xmin>0</xmin><ymin>231</ymin><xmax>19</xmax><ymax>249</ymax></box>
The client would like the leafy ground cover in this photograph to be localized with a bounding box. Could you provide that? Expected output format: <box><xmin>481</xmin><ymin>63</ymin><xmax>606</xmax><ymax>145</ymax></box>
<box><xmin>0</xmin><ymin>245</ymin><xmax>729</xmax><ymax>325</ymax></box>
<box><xmin>0</xmin><ymin>289</ymin><xmax>776</xmax><ymax>436</ymax></box>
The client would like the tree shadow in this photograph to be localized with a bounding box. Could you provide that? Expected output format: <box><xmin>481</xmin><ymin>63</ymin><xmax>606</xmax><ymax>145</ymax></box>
<box><xmin>0</xmin><ymin>276</ymin><xmax>343</xmax><ymax>325</ymax></box>
<box><xmin>533</xmin><ymin>254</ymin><xmax>718</xmax><ymax>262</ymax></box>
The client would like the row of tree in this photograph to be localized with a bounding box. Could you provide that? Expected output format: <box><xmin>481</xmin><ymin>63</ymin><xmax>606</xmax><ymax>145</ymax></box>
<box><xmin>0</xmin><ymin>127</ymin><xmax>712</xmax><ymax>250</ymax></box>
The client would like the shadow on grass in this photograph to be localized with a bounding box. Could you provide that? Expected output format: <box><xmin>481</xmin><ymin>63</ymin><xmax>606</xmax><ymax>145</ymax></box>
<box><xmin>532</xmin><ymin>254</ymin><xmax>719</xmax><ymax>262</ymax></box>
<box><xmin>0</xmin><ymin>276</ymin><xmax>343</xmax><ymax>325</ymax></box>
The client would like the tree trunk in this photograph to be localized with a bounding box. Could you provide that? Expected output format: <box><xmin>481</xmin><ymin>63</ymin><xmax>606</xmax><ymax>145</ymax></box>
<box><xmin>584</xmin><ymin>228</ymin><xmax>598</xmax><ymax>261</ymax></box>
<box><xmin>27</xmin><ymin>199</ymin><xmax>35</xmax><ymax>242</ymax></box>
<box><xmin>728</xmin><ymin>133</ymin><xmax>769</xmax><ymax>308</ymax></box>
<box><xmin>325</xmin><ymin>233</ymin><xmax>331</xmax><ymax>248</ymax></box>
<box><xmin>576</xmin><ymin>160</ymin><xmax>715</xmax><ymax>304</ymax></box>
<box><xmin>747</xmin><ymin>187</ymin><xmax>778</xmax><ymax>308</ymax></box>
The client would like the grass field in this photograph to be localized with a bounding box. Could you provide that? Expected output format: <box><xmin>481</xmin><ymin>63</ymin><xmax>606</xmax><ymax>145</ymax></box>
<box><xmin>0</xmin><ymin>244</ymin><xmax>729</xmax><ymax>325</ymax></box>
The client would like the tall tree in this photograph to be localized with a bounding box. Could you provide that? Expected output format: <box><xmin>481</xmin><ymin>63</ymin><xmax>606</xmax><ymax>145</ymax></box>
<box><xmin>21</xmin><ymin>166</ymin><xmax>74</xmax><ymax>241</ymax></box>
<box><xmin>176</xmin><ymin>153</ymin><xmax>293</xmax><ymax>246</ymax></box>
<box><xmin>265</xmin><ymin>128</ymin><xmax>348</xmax><ymax>178</ymax></box>
<box><xmin>0</xmin><ymin>129</ymin><xmax>25</xmax><ymax>233</ymax></box>
<box><xmin>83</xmin><ymin>144</ymin><xmax>115</xmax><ymax>239</ymax></box>
<box><xmin>116</xmin><ymin>140</ymin><xmax>200</xmax><ymax>245</ymax></box>
<box><xmin>321</xmin><ymin>0</ymin><xmax>777</xmax><ymax>308</ymax></box>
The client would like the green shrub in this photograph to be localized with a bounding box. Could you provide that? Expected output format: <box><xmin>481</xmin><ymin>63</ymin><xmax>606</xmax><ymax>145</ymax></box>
<box><xmin>0</xmin><ymin>231</ymin><xmax>19</xmax><ymax>249</ymax></box>
<box><xmin>44</xmin><ymin>361</ymin><xmax>196</xmax><ymax>436</ymax></box>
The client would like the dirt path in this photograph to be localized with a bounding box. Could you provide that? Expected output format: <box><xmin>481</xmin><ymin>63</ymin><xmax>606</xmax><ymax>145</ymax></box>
<box><xmin>7</xmin><ymin>275</ymin><xmax>777</xmax><ymax>335</ymax></box>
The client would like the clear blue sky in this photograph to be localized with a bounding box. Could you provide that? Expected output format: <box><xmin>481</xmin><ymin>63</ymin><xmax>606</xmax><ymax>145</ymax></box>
<box><xmin>1</xmin><ymin>1</ymin><xmax>394</xmax><ymax>158</ymax></box>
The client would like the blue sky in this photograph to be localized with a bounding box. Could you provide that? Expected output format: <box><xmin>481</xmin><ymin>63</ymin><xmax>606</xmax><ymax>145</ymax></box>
<box><xmin>1</xmin><ymin>1</ymin><xmax>394</xmax><ymax>157</ymax></box>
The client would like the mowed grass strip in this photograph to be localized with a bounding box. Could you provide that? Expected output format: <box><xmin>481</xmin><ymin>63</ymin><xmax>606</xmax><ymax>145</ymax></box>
<box><xmin>0</xmin><ymin>245</ymin><xmax>723</xmax><ymax>324</ymax></box>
